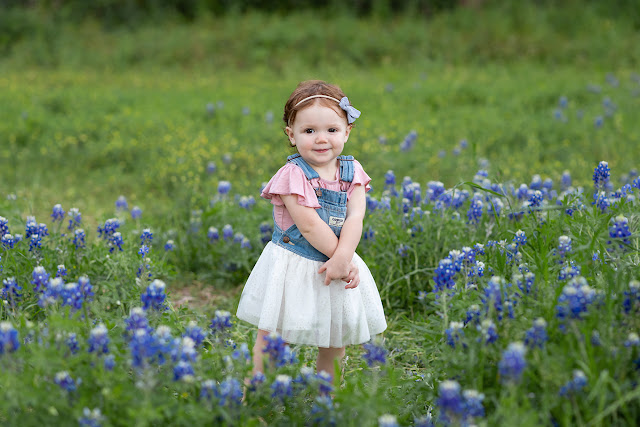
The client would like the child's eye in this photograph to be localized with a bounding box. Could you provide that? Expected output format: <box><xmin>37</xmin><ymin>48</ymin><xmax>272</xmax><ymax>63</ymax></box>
<box><xmin>304</xmin><ymin>128</ymin><xmax>314</xmax><ymax>134</ymax></box>
<box><xmin>328</xmin><ymin>128</ymin><xmax>338</xmax><ymax>133</ymax></box>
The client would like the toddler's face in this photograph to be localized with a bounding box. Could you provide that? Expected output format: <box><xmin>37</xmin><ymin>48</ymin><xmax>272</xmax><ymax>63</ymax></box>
<box><xmin>285</xmin><ymin>103</ymin><xmax>351</xmax><ymax>172</ymax></box>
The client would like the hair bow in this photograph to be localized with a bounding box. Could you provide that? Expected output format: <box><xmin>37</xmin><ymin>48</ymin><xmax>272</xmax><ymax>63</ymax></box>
<box><xmin>339</xmin><ymin>97</ymin><xmax>361</xmax><ymax>124</ymax></box>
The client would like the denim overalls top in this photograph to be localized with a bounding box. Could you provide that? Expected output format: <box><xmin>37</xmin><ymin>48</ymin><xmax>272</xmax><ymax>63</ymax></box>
<box><xmin>271</xmin><ymin>154</ymin><xmax>355</xmax><ymax>262</ymax></box>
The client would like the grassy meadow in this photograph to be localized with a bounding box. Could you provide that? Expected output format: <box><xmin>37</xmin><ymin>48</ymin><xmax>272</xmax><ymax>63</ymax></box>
<box><xmin>1</xmin><ymin>2</ymin><xmax>640</xmax><ymax>425</ymax></box>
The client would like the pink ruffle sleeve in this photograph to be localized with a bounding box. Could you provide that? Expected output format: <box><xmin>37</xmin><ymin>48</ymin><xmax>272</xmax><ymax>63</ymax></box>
<box><xmin>260</xmin><ymin>163</ymin><xmax>321</xmax><ymax>208</ymax></box>
<box><xmin>347</xmin><ymin>160</ymin><xmax>372</xmax><ymax>198</ymax></box>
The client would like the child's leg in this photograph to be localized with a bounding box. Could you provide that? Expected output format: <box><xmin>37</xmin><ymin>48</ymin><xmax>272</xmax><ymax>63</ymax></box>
<box><xmin>251</xmin><ymin>329</ymin><xmax>270</xmax><ymax>375</ymax></box>
<box><xmin>317</xmin><ymin>346</ymin><xmax>346</xmax><ymax>381</ymax></box>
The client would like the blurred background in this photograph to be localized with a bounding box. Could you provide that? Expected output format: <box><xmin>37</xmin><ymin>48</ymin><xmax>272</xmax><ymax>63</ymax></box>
<box><xmin>1</xmin><ymin>0</ymin><xmax>639</xmax><ymax>222</ymax></box>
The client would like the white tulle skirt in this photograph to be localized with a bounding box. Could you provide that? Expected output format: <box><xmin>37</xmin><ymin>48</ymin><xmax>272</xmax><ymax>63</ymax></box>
<box><xmin>236</xmin><ymin>242</ymin><xmax>387</xmax><ymax>348</ymax></box>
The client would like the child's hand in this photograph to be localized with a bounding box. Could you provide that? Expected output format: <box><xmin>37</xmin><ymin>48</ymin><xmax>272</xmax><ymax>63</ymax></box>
<box><xmin>343</xmin><ymin>260</ymin><xmax>360</xmax><ymax>289</ymax></box>
<box><xmin>318</xmin><ymin>256</ymin><xmax>351</xmax><ymax>286</ymax></box>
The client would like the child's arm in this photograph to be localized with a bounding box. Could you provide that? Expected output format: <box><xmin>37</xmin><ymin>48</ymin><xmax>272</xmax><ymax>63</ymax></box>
<box><xmin>318</xmin><ymin>184</ymin><xmax>366</xmax><ymax>286</ymax></box>
<box><xmin>280</xmin><ymin>194</ymin><xmax>340</xmax><ymax>257</ymax></box>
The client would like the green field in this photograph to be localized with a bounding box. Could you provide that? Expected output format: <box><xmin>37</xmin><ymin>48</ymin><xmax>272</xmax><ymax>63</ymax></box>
<box><xmin>1</xmin><ymin>2</ymin><xmax>640</xmax><ymax>425</ymax></box>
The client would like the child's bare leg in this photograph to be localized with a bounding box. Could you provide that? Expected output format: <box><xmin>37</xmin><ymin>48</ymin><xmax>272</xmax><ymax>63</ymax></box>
<box><xmin>251</xmin><ymin>329</ymin><xmax>270</xmax><ymax>376</ymax></box>
<box><xmin>317</xmin><ymin>346</ymin><xmax>346</xmax><ymax>381</ymax></box>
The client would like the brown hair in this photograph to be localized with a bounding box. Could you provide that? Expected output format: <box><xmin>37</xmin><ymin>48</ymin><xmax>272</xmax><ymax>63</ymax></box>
<box><xmin>283</xmin><ymin>80</ymin><xmax>350</xmax><ymax>128</ymax></box>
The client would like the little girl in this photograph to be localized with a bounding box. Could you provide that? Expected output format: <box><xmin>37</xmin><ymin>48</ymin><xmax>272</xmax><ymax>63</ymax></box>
<box><xmin>236</xmin><ymin>80</ymin><xmax>387</xmax><ymax>381</ymax></box>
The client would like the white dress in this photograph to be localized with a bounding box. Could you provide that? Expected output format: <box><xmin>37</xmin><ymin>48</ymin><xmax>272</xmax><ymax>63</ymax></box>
<box><xmin>235</xmin><ymin>162</ymin><xmax>387</xmax><ymax>348</ymax></box>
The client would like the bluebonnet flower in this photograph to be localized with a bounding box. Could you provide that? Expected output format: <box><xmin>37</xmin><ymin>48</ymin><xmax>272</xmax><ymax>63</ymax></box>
<box><xmin>60</xmin><ymin>282</ymin><xmax>86</xmax><ymax>310</ymax></box>
<box><xmin>271</xmin><ymin>374</ymin><xmax>293</xmax><ymax>400</ymax></box>
<box><xmin>593</xmin><ymin>191</ymin><xmax>610</xmax><ymax>212</ymax></box>
<box><xmin>97</xmin><ymin>218</ymin><xmax>120</xmax><ymax>240</ymax></box>
<box><xmin>524</xmin><ymin>318</ymin><xmax>548</xmax><ymax>349</ymax></box>
<box><xmin>437</xmin><ymin>380</ymin><xmax>463</xmax><ymax>422</ymax></box>
<box><xmin>478</xmin><ymin>319</ymin><xmax>498</xmax><ymax>344</ymax></box>
<box><xmin>363</xmin><ymin>337</ymin><xmax>387</xmax><ymax>366</ymax></box>
<box><xmin>239</xmin><ymin>195</ymin><xmax>256</xmax><ymax>210</ymax></box>
<box><xmin>414</xmin><ymin>412</ymin><xmax>435</xmax><ymax>427</ymax></box>
<box><xmin>591</xmin><ymin>330</ymin><xmax>602</xmax><ymax>347</ymax></box>
<box><xmin>109</xmin><ymin>232</ymin><xmax>124</xmax><ymax>252</ymax></box>
<box><xmin>527</xmin><ymin>190</ymin><xmax>543</xmax><ymax>208</ymax></box>
<box><xmin>624</xmin><ymin>332</ymin><xmax>639</xmax><ymax>347</ymax></box>
<box><xmin>397</xmin><ymin>244</ymin><xmax>409</xmax><ymax>257</ymax></box>
<box><xmin>164</xmin><ymin>240</ymin><xmax>175</xmax><ymax>251</ymax></box>
<box><xmin>29</xmin><ymin>234</ymin><xmax>42</xmax><ymax>252</ymax></box>
<box><xmin>482</xmin><ymin>276</ymin><xmax>513</xmax><ymax>321</ymax></box>
<box><xmin>64</xmin><ymin>333</ymin><xmax>79</xmax><ymax>355</ymax></box>
<box><xmin>400</xmin><ymin>130</ymin><xmax>417</xmax><ymax>151</ymax></box>
<box><xmin>206</xmin><ymin>161</ymin><xmax>217</xmax><ymax>174</ymax></box>
<box><xmin>433</xmin><ymin>258</ymin><xmax>456</xmax><ymax>293</ymax></box>
<box><xmin>467</xmin><ymin>195</ymin><xmax>483</xmax><ymax>224</ymax></box>
<box><xmin>24</xmin><ymin>216</ymin><xmax>38</xmax><ymax>238</ymax></box>
<box><xmin>594</xmin><ymin>116</ymin><xmax>604</xmax><ymax>128</ymax></box>
<box><xmin>465</xmin><ymin>304</ymin><xmax>481</xmax><ymax>325</ymax></box>
<box><xmin>263</xmin><ymin>332</ymin><xmax>297</xmax><ymax>367</ymax></box>
<box><xmin>115</xmin><ymin>195</ymin><xmax>128</xmax><ymax>211</ymax></box>
<box><xmin>173</xmin><ymin>360</ymin><xmax>195</xmax><ymax>382</ymax></box>
<box><xmin>608</xmin><ymin>215</ymin><xmax>631</xmax><ymax>250</ymax></box>
<box><xmin>78</xmin><ymin>275</ymin><xmax>94</xmax><ymax>301</ymax></box>
<box><xmin>54</xmin><ymin>371</ymin><xmax>78</xmax><ymax>392</ymax></box>
<box><xmin>170</xmin><ymin>336</ymin><xmax>197</xmax><ymax>364</ymax></box>
<box><xmin>514</xmin><ymin>272</ymin><xmax>535</xmax><ymax>295</ymax></box>
<box><xmin>131</xmin><ymin>206</ymin><xmax>142</xmax><ymax>220</ymax></box>
<box><xmin>233</xmin><ymin>232</ymin><xmax>245</xmax><ymax>245</ymax></box>
<box><xmin>310</xmin><ymin>394</ymin><xmax>336</xmax><ymax>425</ymax></box>
<box><xmin>140</xmin><ymin>228</ymin><xmax>152</xmax><ymax>246</ymax></box>
<box><xmin>378</xmin><ymin>414</ymin><xmax>399</xmax><ymax>427</ymax></box>
<box><xmin>623</xmin><ymin>280</ymin><xmax>640</xmax><ymax>314</ymax></box>
<box><xmin>183</xmin><ymin>321</ymin><xmax>207</xmax><ymax>347</ymax></box>
<box><xmin>558</xmin><ymin>96</ymin><xmax>568</xmax><ymax>108</ymax></box>
<box><xmin>556</xmin><ymin>236</ymin><xmax>572</xmax><ymax>263</ymax></box>
<box><xmin>384</xmin><ymin>170</ymin><xmax>396</xmax><ymax>186</ymax></box>
<box><xmin>38</xmin><ymin>277</ymin><xmax>64</xmax><ymax>308</ymax></box>
<box><xmin>51</xmin><ymin>204</ymin><xmax>65</xmax><ymax>222</ymax></box>
<box><xmin>129</xmin><ymin>328</ymin><xmax>160</xmax><ymax>368</ymax></box>
<box><xmin>248</xmin><ymin>372</ymin><xmax>266</xmax><ymax>391</ymax></box>
<box><xmin>141</xmin><ymin>279</ymin><xmax>167</xmax><ymax>311</ymax></box>
<box><xmin>215</xmin><ymin>377</ymin><xmax>243</xmax><ymax>406</ymax></box>
<box><xmin>486</xmin><ymin>197</ymin><xmax>504</xmax><ymax>217</ymax></box>
<box><xmin>78</xmin><ymin>407</ymin><xmax>104</xmax><ymax>427</ymax></box>
<box><xmin>31</xmin><ymin>266</ymin><xmax>50</xmax><ymax>293</ymax></box>
<box><xmin>516</xmin><ymin>184</ymin><xmax>529</xmax><ymax>200</ymax></box>
<box><xmin>0</xmin><ymin>216</ymin><xmax>9</xmax><ymax>237</ymax></box>
<box><xmin>1</xmin><ymin>233</ymin><xmax>14</xmax><ymax>250</ymax></box>
<box><xmin>55</xmin><ymin>264</ymin><xmax>67</xmax><ymax>278</ymax></box>
<box><xmin>218</xmin><ymin>181</ymin><xmax>232</xmax><ymax>195</ymax></box>
<box><xmin>498</xmin><ymin>342</ymin><xmax>527</xmax><ymax>382</ymax></box>
<box><xmin>222</xmin><ymin>224</ymin><xmax>233</xmax><ymax>241</ymax></box>
<box><xmin>593</xmin><ymin>161</ymin><xmax>610</xmax><ymax>190</ymax></box>
<box><xmin>462</xmin><ymin>389</ymin><xmax>485</xmax><ymax>418</ymax></box>
<box><xmin>67</xmin><ymin>208</ymin><xmax>82</xmax><ymax>231</ymax></box>
<box><xmin>126</xmin><ymin>307</ymin><xmax>150</xmax><ymax>334</ymax></box>
<box><xmin>559</xmin><ymin>370</ymin><xmax>588</xmax><ymax>396</ymax></box>
<box><xmin>138</xmin><ymin>245</ymin><xmax>150</xmax><ymax>258</ymax></box>
<box><xmin>87</xmin><ymin>324</ymin><xmax>110</xmax><ymax>355</ymax></box>
<box><xmin>209</xmin><ymin>310</ymin><xmax>233</xmax><ymax>342</ymax></box>
<box><xmin>556</xmin><ymin>276</ymin><xmax>597</xmax><ymax>326</ymax></box>
<box><xmin>445</xmin><ymin>322</ymin><xmax>465</xmax><ymax>348</ymax></box>
<box><xmin>1</xmin><ymin>277</ymin><xmax>22</xmax><ymax>303</ymax></box>
<box><xmin>73</xmin><ymin>229</ymin><xmax>86</xmax><ymax>249</ymax></box>
<box><xmin>241</xmin><ymin>237</ymin><xmax>251</xmax><ymax>249</ymax></box>
<box><xmin>231</xmin><ymin>342</ymin><xmax>250</xmax><ymax>362</ymax></box>
<box><xmin>558</xmin><ymin>261</ymin><xmax>581</xmax><ymax>281</ymax></box>
<box><xmin>200</xmin><ymin>379</ymin><xmax>217</xmax><ymax>400</ymax></box>
<box><xmin>513</xmin><ymin>230</ymin><xmax>527</xmax><ymax>249</ymax></box>
<box><xmin>530</xmin><ymin>175</ymin><xmax>542</xmax><ymax>190</ymax></box>
<box><xmin>0</xmin><ymin>322</ymin><xmax>20</xmax><ymax>354</ymax></box>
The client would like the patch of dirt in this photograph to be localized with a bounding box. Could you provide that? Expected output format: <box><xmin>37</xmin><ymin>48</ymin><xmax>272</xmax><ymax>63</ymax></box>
<box><xmin>170</xmin><ymin>281</ymin><xmax>242</xmax><ymax>311</ymax></box>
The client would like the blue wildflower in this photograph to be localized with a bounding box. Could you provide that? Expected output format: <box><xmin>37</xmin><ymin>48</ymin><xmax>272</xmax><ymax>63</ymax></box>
<box><xmin>271</xmin><ymin>374</ymin><xmax>293</xmax><ymax>400</ymax></box>
<box><xmin>608</xmin><ymin>215</ymin><xmax>631</xmax><ymax>250</ymax></box>
<box><xmin>527</xmin><ymin>190</ymin><xmax>543</xmax><ymax>208</ymax></box>
<box><xmin>222</xmin><ymin>224</ymin><xmax>233</xmax><ymax>241</ymax></box>
<box><xmin>60</xmin><ymin>282</ymin><xmax>85</xmax><ymax>310</ymax></box>
<box><xmin>445</xmin><ymin>322</ymin><xmax>465</xmax><ymax>348</ymax></box>
<box><xmin>73</xmin><ymin>229</ymin><xmax>86</xmax><ymax>249</ymax></box>
<box><xmin>378</xmin><ymin>414</ymin><xmax>399</xmax><ymax>427</ymax></box>
<box><xmin>513</xmin><ymin>230</ymin><xmax>527</xmax><ymax>249</ymax></box>
<box><xmin>363</xmin><ymin>337</ymin><xmax>387</xmax><ymax>366</ymax></box>
<box><xmin>561</xmin><ymin>171</ymin><xmax>572</xmax><ymax>191</ymax></box>
<box><xmin>29</xmin><ymin>234</ymin><xmax>42</xmax><ymax>252</ymax></box>
<box><xmin>263</xmin><ymin>332</ymin><xmax>297</xmax><ymax>367</ymax></box>
<box><xmin>88</xmin><ymin>324</ymin><xmax>110</xmax><ymax>355</ymax></box>
<box><xmin>31</xmin><ymin>266</ymin><xmax>50</xmax><ymax>293</ymax></box>
<box><xmin>51</xmin><ymin>204</ymin><xmax>65</xmax><ymax>222</ymax></box>
<box><xmin>462</xmin><ymin>389</ymin><xmax>485</xmax><ymax>418</ymax></box>
<box><xmin>55</xmin><ymin>264</ymin><xmax>67</xmax><ymax>278</ymax></box>
<box><xmin>183</xmin><ymin>321</ymin><xmax>207</xmax><ymax>347</ymax></box>
<box><xmin>164</xmin><ymin>240</ymin><xmax>175</xmax><ymax>251</ymax></box>
<box><xmin>126</xmin><ymin>308</ymin><xmax>150</xmax><ymax>334</ymax></box>
<box><xmin>623</xmin><ymin>280</ymin><xmax>640</xmax><ymax>314</ymax></box>
<box><xmin>24</xmin><ymin>216</ymin><xmax>38</xmax><ymax>238</ymax></box>
<box><xmin>558</xmin><ymin>261</ymin><xmax>581</xmax><ymax>281</ymax></box>
<box><xmin>209</xmin><ymin>310</ymin><xmax>233</xmax><ymax>342</ymax></box>
<box><xmin>524</xmin><ymin>318</ymin><xmax>548</xmax><ymax>349</ymax></box>
<box><xmin>54</xmin><ymin>371</ymin><xmax>78</xmax><ymax>392</ymax></box>
<box><xmin>78</xmin><ymin>407</ymin><xmax>104</xmax><ymax>427</ymax></box>
<box><xmin>138</xmin><ymin>244</ymin><xmax>150</xmax><ymax>258</ymax></box>
<box><xmin>556</xmin><ymin>236</ymin><xmax>572</xmax><ymax>263</ymax></box>
<box><xmin>140</xmin><ymin>228</ymin><xmax>153</xmax><ymax>245</ymax></box>
<box><xmin>141</xmin><ymin>279</ymin><xmax>167</xmax><ymax>311</ymax></box>
<box><xmin>593</xmin><ymin>161</ymin><xmax>610</xmax><ymax>190</ymax></box>
<box><xmin>465</xmin><ymin>304</ymin><xmax>481</xmax><ymax>325</ymax></box>
<box><xmin>624</xmin><ymin>332</ymin><xmax>639</xmax><ymax>348</ymax></box>
<box><xmin>437</xmin><ymin>380</ymin><xmax>463</xmax><ymax>422</ymax></box>
<box><xmin>38</xmin><ymin>277</ymin><xmax>64</xmax><ymax>308</ymax></box>
<box><xmin>215</xmin><ymin>377</ymin><xmax>243</xmax><ymax>406</ymax></box>
<box><xmin>104</xmin><ymin>354</ymin><xmax>115</xmax><ymax>371</ymax></box>
<box><xmin>109</xmin><ymin>232</ymin><xmax>124</xmax><ymax>252</ymax></box>
<box><xmin>67</xmin><ymin>208</ymin><xmax>82</xmax><ymax>231</ymax></box>
<box><xmin>0</xmin><ymin>322</ymin><xmax>20</xmax><ymax>354</ymax></box>
<box><xmin>397</xmin><ymin>244</ymin><xmax>409</xmax><ymax>257</ymax></box>
<box><xmin>0</xmin><ymin>216</ymin><xmax>9</xmax><ymax>237</ymax></box>
<box><xmin>1</xmin><ymin>233</ymin><xmax>14</xmax><ymax>250</ymax></box>
<box><xmin>593</xmin><ymin>191</ymin><xmax>610</xmax><ymax>212</ymax></box>
<box><xmin>559</xmin><ymin>370</ymin><xmax>588</xmax><ymax>397</ymax></box>
<box><xmin>97</xmin><ymin>218</ymin><xmax>120</xmax><ymax>240</ymax></box>
<box><xmin>65</xmin><ymin>333</ymin><xmax>79</xmax><ymax>355</ymax></box>
<box><xmin>310</xmin><ymin>394</ymin><xmax>336</xmax><ymax>426</ymax></box>
<box><xmin>131</xmin><ymin>206</ymin><xmax>142</xmax><ymax>220</ymax></box>
<box><xmin>248</xmin><ymin>372</ymin><xmax>266</xmax><ymax>391</ymax></box>
<box><xmin>173</xmin><ymin>360</ymin><xmax>195</xmax><ymax>382</ymax></box>
<box><xmin>556</xmin><ymin>276</ymin><xmax>597</xmax><ymax>326</ymax></box>
<box><xmin>218</xmin><ymin>181</ymin><xmax>232</xmax><ymax>195</ymax></box>
<box><xmin>478</xmin><ymin>319</ymin><xmax>498</xmax><ymax>344</ymax></box>
<box><xmin>498</xmin><ymin>342</ymin><xmax>527</xmax><ymax>382</ymax></box>
<box><xmin>115</xmin><ymin>195</ymin><xmax>128</xmax><ymax>211</ymax></box>
<box><xmin>466</xmin><ymin>196</ymin><xmax>483</xmax><ymax>224</ymax></box>
<box><xmin>1</xmin><ymin>277</ymin><xmax>22</xmax><ymax>303</ymax></box>
<box><xmin>78</xmin><ymin>275</ymin><xmax>94</xmax><ymax>301</ymax></box>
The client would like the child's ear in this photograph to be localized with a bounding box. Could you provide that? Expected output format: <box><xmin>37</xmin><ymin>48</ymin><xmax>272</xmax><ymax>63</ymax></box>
<box><xmin>344</xmin><ymin>124</ymin><xmax>353</xmax><ymax>141</ymax></box>
<box><xmin>285</xmin><ymin>126</ymin><xmax>296</xmax><ymax>146</ymax></box>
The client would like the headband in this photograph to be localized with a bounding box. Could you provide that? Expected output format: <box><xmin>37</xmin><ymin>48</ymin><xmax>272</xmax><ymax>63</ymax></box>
<box><xmin>293</xmin><ymin>95</ymin><xmax>361</xmax><ymax>124</ymax></box>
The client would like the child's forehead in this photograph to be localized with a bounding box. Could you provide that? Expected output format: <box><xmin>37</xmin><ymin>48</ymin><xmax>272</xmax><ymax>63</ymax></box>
<box><xmin>295</xmin><ymin>102</ymin><xmax>345</xmax><ymax>122</ymax></box>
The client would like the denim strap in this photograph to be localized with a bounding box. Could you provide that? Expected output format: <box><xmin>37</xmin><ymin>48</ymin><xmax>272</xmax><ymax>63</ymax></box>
<box><xmin>337</xmin><ymin>155</ymin><xmax>354</xmax><ymax>183</ymax></box>
<box><xmin>287</xmin><ymin>154</ymin><xmax>320</xmax><ymax>180</ymax></box>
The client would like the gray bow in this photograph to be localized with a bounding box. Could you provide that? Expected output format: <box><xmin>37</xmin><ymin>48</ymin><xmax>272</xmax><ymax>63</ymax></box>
<box><xmin>339</xmin><ymin>97</ymin><xmax>361</xmax><ymax>124</ymax></box>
